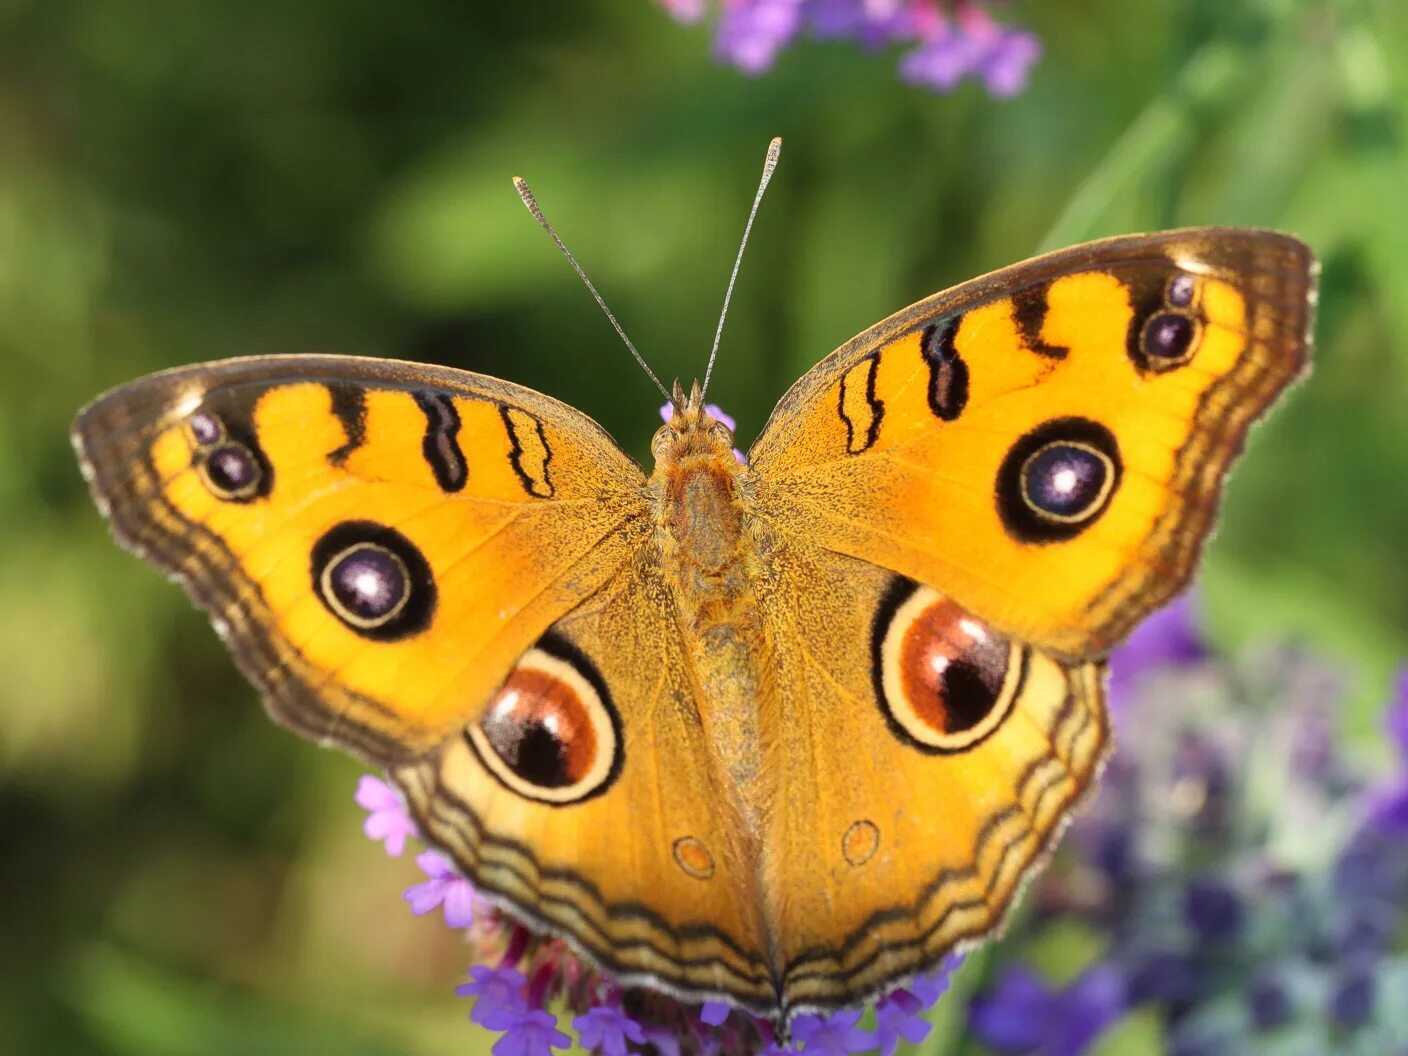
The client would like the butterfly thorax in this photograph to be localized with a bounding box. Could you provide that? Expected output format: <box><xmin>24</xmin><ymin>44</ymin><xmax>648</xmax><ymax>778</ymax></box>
<box><xmin>650</xmin><ymin>387</ymin><xmax>773</xmax><ymax>832</ymax></box>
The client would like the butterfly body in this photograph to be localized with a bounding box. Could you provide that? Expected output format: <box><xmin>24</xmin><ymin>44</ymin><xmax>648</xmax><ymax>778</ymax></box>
<box><xmin>74</xmin><ymin>227</ymin><xmax>1316</xmax><ymax>1022</ymax></box>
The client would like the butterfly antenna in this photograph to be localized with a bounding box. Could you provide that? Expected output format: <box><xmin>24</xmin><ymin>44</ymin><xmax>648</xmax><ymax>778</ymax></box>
<box><xmin>513</xmin><ymin>176</ymin><xmax>672</xmax><ymax>403</ymax></box>
<box><xmin>701</xmin><ymin>136</ymin><xmax>782</xmax><ymax>400</ymax></box>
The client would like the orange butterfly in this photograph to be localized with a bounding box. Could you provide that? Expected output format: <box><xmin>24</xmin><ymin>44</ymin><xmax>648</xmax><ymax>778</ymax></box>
<box><xmin>73</xmin><ymin>139</ymin><xmax>1315</xmax><ymax>1027</ymax></box>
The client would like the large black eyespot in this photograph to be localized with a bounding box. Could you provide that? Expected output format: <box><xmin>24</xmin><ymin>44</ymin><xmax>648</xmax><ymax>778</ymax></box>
<box><xmin>997</xmin><ymin>417</ymin><xmax>1122</xmax><ymax>542</ymax></box>
<box><xmin>311</xmin><ymin>522</ymin><xmax>435</xmax><ymax>640</ymax></box>
<box><xmin>466</xmin><ymin>635</ymin><xmax>622</xmax><ymax>805</ymax></box>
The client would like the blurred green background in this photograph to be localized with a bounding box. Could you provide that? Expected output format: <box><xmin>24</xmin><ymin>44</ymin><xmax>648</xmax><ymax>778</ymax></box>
<box><xmin>1</xmin><ymin>0</ymin><xmax>1406</xmax><ymax>1053</ymax></box>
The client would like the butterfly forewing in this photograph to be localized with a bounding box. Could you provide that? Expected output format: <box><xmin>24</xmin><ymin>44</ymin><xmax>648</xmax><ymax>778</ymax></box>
<box><xmin>73</xmin><ymin>355</ymin><xmax>648</xmax><ymax>761</ymax></box>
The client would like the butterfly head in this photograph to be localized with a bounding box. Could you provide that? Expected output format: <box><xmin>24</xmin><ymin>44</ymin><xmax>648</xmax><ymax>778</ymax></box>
<box><xmin>653</xmin><ymin>379</ymin><xmax>738</xmax><ymax>466</ymax></box>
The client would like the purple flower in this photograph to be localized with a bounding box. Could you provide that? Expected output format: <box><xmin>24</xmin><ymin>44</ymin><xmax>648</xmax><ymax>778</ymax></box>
<box><xmin>1389</xmin><ymin>665</ymin><xmax>1408</xmax><ymax>757</ymax></box>
<box><xmin>975</xmin><ymin>26</ymin><xmax>1041</xmax><ymax>97</ymax></box>
<box><xmin>1329</xmin><ymin>965</ymin><xmax>1376</xmax><ymax>1029</ymax></box>
<box><xmin>969</xmin><ymin>964</ymin><xmax>1126</xmax><ymax>1056</ymax></box>
<box><xmin>573</xmin><ymin>1005</ymin><xmax>647</xmax><ymax>1056</ymax></box>
<box><xmin>871</xmin><ymin>958</ymin><xmax>957</xmax><ymax>1055</ymax></box>
<box><xmin>699</xmin><ymin>1000</ymin><xmax>731</xmax><ymax>1027</ymax></box>
<box><xmin>1184</xmin><ymin>879</ymin><xmax>1244</xmax><ymax>942</ymax></box>
<box><xmin>456</xmin><ymin>965</ymin><xmax>530</xmax><ymax>1030</ymax></box>
<box><xmin>1107</xmin><ymin>594</ymin><xmax>1207</xmax><ymax>710</ymax></box>
<box><xmin>661</xmin><ymin>0</ymin><xmax>707</xmax><ymax>23</ymax></box>
<box><xmin>873</xmin><ymin>990</ymin><xmax>930</xmax><ymax>1056</ymax></box>
<box><xmin>1366</xmin><ymin>665</ymin><xmax>1408</xmax><ymax>832</ymax></box>
<box><xmin>715</xmin><ymin>0</ymin><xmax>806</xmax><ymax>74</ymax></box>
<box><xmin>493</xmin><ymin>1009</ymin><xmax>573</xmax><ymax>1056</ymax></box>
<box><xmin>660</xmin><ymin>1</ymin><xmax>1042</xmax><ymax>98</ymax></box>
<box><xmin>354</xmin><ymin>774</ymin><xmax>417</xmax><ymax>856</ymax></box>
<box><xmin>899</xmin><ymin>25</ymin><xmax>987</xmax><ymax>91</ymax></box>
<box><xmin>807</xmin><ymin>0</ymin><xmax>913</xmax><ymax>45</ymax></box>
<box><xmin>404</xmin><ymin>850</ymin><xmax>478</xmax><ymax>928</ymax></box>
<box><xmin>791</xmin><ymin>1008</ymin><xmax>873</xmax><ymax>1055</ymax></box>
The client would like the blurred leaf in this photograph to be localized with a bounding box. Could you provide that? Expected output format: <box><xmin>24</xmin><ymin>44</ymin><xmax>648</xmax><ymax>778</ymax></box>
<box><xmin>1088</xmin><ymin>1009</ymin><xmax>1164</xmax><ymax>1056</ymax></box>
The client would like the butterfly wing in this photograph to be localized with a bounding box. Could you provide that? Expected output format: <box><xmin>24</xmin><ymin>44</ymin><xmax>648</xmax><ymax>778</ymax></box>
<box><xmin>743</xmin><ymin>228</ymin><xmax>1313</xmax><ymax>1015</ymax></box>
<box><xmin>392</xmin><ymin>549</ymin><xmax>777</xmax><ymax>1011</ymax></box>
<box><xmin>755</xmin><ymin>539</ymin><xmax>1106</xmax><ymax>1015</ymax></box>
<box><xmin>749</xmin><ymin>228</ymin><xmax>1316</xmax><ymax>658</ymax></box>
<box><xmin>73</xmin><ymin>355</ymin><xmax>650</xmax><ymax>761</ymax></box>
<box><xmin>75</xmin><ymin>353</ymin><xmax>776</xmax><ymax>1009</ymax></box>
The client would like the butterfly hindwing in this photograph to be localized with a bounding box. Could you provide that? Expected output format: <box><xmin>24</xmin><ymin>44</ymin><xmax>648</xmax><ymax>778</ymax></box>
<box><xmin>392</xmin><ymin>550</ymin><xmax>779</xmax><ymax>1011</ymax></box>
<box><xmin>755</xmin><ymin>540</ymin><xmax>1107</xmax><ymax>1014</ymax></box>
<box><xmin>73</xmin><ymin>355</ymin><xmax>649</xmax><ymax>761</ymax></box>
<box><xmin>750</xmin><ymin>228</ymin><xmax>1315</xmax><ymax>658</ymax></box>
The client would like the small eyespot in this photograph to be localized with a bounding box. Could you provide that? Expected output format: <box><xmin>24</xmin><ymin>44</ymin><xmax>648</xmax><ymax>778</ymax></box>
<box><xmin>199</xmin><ymin>442</ymin><xmax>261</xmax><ymax>500</ymax></box>
<box><xmin>187</xmin><ymin>411</ymin><xmax>224</xmax><ymax>446</ymax></box>
<box><xmin>320</xmin><ymin>543</ymin><xmax>410</xmax><ymax>629</ymax></box>
<box><xmin>673</xmin><ymin>836</ymin><xmax>715</xmax><ymax>879</ymax></box>
<box><xmin>1166</xmin><ymin>273</ymin><xmax>1197</xmax><ymax>307</ymax></box>
<box><xmin>842</xmin><ymin>820</ymin><xmax>880</xmax><ymax>867</ymax></box>
<box><xmin>310</xmin><ymin>522</ymin><xmax>435</xmax><ymax>640</ymax></box>
<box><xmin>1140</xmin><ymin>311</ymin><xmax>1198</xmax><ymax>367</ymax></box>
<box><xmin>466</xmin><ymin>638</ymin><xmax>621</xmax><ymax>805</ymax></box>
<box><xmin>997</xmin><ymin>418</ymin><xmax>1122</xmax><ymax>543</ymax></box>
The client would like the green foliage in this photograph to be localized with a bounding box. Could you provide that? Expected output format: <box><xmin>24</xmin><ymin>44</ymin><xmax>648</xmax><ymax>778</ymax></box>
<box><xmin>0</xmin><ymin>0</ymin><xmax>1404</xmax><ymax>1052</ymax></box>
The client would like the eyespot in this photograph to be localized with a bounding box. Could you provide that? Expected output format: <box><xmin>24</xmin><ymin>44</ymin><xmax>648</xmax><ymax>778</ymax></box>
<box><xmin>1140</xmin><ymin>311</ymin><xmax>1199</xmax><ymax>367</ymax></box>
<box><xmin>466</xmin><ymin>636</ymin><xmax>622</xmax><ymax>805</ymax></box>
<box><xmin>871</xmin><ymin>581</ymin><xmax>1023</xmax><ymax>753</ymax></box>
<box><xmin>186</xmin><ymin>410</ymin><xmax>225</xmax><ymax>446</ymax></box>
<box><xmin>311</xmin><ymin>522</ymin><xmax>435</xmax><ymax>640</ymax></box>
<box><xmin>320</xmin><ymin>543</ymin><xmax>411</xmax><ymax>629</ymax></box>
<box><xmin>1166</xmin><ymin>273</ymin><xmax>1197</xmax><ymax>307</ymax></box>
<box><xmin>1020</xmin><ymin>441</ymin><xmax>1116</xmax><ymax>523</ymax></box>
<box><xmin>997</xmin><ymin>417</ymin><xmax>1122</xmax><ymax>543</ymax></box>
<box><xmin>1127</xmin><ymin>270</ymin><xmax>1202</xmax><ymax>372</ymax></box>
<box><xmin>199</xmin><ymin>442</ymin><xmax>262</xmax><ymax>500</ymax></box>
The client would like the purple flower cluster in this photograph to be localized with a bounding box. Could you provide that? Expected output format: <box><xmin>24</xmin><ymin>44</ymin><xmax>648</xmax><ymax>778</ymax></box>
<box><xmin>967</xmin><ymin>599</ymin><xmax>1408</xmax><ymax>1053</ymax></box>
<box><xmin>659</xmin><ymin>0</ymin><xmax>1042</xmax><ymax>97</ymax></box>
<box><xmin>353</xmin><ymin>772</ymin><xmax>961</xmax><ymax>1055</ymax></box>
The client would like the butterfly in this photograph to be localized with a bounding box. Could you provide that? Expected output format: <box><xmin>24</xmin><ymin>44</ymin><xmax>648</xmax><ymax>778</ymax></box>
<box><xmin>72</xmin><ymin>145</ymin><xmax>1315</xmax><ymax>1026</ymax></box>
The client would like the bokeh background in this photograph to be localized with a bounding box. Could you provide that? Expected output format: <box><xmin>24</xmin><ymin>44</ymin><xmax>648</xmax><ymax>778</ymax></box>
<box><xmin>2</xmin><ymin>0</ymin><xmax>1406</xmax><ymax>1053</ymax></box>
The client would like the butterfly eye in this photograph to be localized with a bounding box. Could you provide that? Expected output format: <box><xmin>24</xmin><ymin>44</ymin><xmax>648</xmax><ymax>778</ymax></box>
<box><xmin>872</xmin><ymin>582</ymin><xmax>1022</xmax><ymax>754</ymax></box>
<box><xmin>311</xmin><ymin>522</ymin><xmax>436</xmax><ymax>640</ymax></box>
<box><xmin>650</xmin><ymin>425</ymin><xmax>677</xmax><ymax>462</ymax></box>
<box><xmin>467</xmin><ymin>639</ymin><xmax>622</xmax><ymax>805</ymax></box>
<box><xmin>997</xmin><ymin>417</ymin><xmax>1122</xmax><ymax>542</ymax></box>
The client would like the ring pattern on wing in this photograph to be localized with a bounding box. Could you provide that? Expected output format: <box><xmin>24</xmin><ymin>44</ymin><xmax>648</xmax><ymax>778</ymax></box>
<box><xmin>467</xmin><ymin>639</ymin><xmax>622</xmax><ymax>805</ymax></box>
<box><xmin>872</xmin><ymin>581</ymin><xmax>1024</xmax><ymax>754</ymax></box>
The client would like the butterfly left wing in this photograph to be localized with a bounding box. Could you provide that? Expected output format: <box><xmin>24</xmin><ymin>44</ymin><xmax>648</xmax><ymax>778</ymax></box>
<box><xmin>749</xmin><ymin>227</ymin><xmax>1315</xmax><ymax>659</ymax></box>
<box><xmin>72</xmin><ymin>355</ymin><xmax>650</xmax><ymax>762</ymax></box>
<box><xmin>390</xmin><ymin>548</ymin><xmax>780</xmax><ymax>1013</ymax></box>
